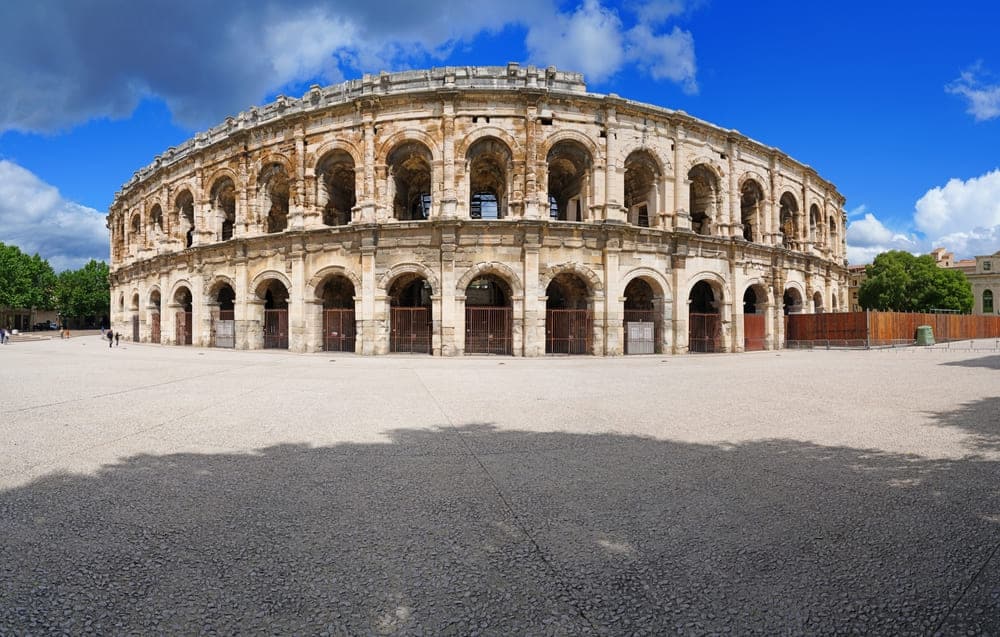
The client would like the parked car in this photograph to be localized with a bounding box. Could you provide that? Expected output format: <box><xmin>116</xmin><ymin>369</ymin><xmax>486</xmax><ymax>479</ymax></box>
<box><xmin>33</xmin><ymin>321</ymin><xmax>59</xmax><ymax>331</ymax></box>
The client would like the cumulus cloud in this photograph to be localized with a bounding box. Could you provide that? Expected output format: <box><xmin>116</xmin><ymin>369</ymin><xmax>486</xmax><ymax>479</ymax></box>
<box><xmin>0</xmin><ymin>1</ymin><xmax>699</xmax><ymax>132</ymax></box>
<box><xmin>946</xmin><ymin>62</ymin><xmax>1000</xmax><ymax>121</ymax></box>
<box><xmin>0</xmin><ymin>160</ymin><xmax>107</xmax><ymax>271</ymax></box>
<box><xmin>846</xmin><ymin>168</ymin><xmax>1000</xmax><ymax>264</ymax></box>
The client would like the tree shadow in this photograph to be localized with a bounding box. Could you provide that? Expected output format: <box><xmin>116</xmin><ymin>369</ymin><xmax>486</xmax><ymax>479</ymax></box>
<box><xmin>1</xmin><ymin>422</ymin><xmax>997</xmax><ymax>634</ymax></box>
<box><xmin>941</xmin><ymin>355</ymin><xmax>1000</xmax><ymax>370</ymax></box>
<box><xmin>925</xmin><ymin>395</ymin><xmax>1000</xmax><ymax>454</ymax></box>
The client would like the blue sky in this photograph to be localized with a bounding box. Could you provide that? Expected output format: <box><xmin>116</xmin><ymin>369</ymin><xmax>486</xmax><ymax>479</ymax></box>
<box><xmin>1</xmin><ymin>0</ymin><xmax>998</xmax><ymax>270</ymax></box>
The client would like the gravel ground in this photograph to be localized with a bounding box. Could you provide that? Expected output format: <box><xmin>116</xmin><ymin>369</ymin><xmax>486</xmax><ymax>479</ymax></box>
<box><xmin>1</xmin><ymin>337</ymin><xmax>998</xmax><ymax>635</ymax></box>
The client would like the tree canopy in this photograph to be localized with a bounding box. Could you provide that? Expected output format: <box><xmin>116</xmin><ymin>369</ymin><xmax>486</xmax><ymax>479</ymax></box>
<box><xmin>858</xmin><ymin>250</ymin><xmax>973</xmax><ymax>313</ymax></box>
<box><xmin>0</xmin><ymin>242</ymin><xmax>57</xmax><ymax>311</ymax></box>
<box><xmin>55</xmin><ymin>260</ymin><xmax>110</xmax><ymax>320</ymax></box>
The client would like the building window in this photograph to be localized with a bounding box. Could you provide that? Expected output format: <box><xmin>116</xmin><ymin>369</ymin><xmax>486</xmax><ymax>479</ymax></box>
<box><xmin>984</xmin><ymin>290</ymin><xmax>994</xmax><ymax>314</ymax></box>
<box><xmin>470</xmin><ymin>192</ymin><xmax>498</xmax><ymax>219</ymax></box>
<box><xmin>984</xmin><ymin>261</ymin><xmax>992</xmax><ymax>272</ymax></box>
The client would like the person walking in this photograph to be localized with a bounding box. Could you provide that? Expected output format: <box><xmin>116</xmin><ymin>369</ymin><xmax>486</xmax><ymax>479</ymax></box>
<box><xmin>107</xmin><ymin>330</ymin><xmax>114</xmax><ymax>348</ymax></box>
<box><xmin>114</xmin><ymin>331</ymin><xmax>120</xmax><ymax>347</ymax></box>
<box><xmin>0</xmin><ymin>328</ymin><xmax>6</xmax><ymax>344</ymax></box>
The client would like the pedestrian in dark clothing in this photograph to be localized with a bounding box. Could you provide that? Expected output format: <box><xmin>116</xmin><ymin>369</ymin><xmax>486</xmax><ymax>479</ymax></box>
<box><xmin>107</xmin><ymin>330</ymin><xmax>114</xmax><ymax>348</ymax></box>
<box><xmin>114</xmin><ymin>331</ymin><xmax>120</xmax><ymax>347</ymax></box>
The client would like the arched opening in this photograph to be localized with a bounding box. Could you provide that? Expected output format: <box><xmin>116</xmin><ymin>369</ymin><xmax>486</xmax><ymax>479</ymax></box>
<box><xmin>261</xmin><ymin>164</ymin><xmax>290</xmax><ymax>233</ymax></box>
<box><xmin>832</xmin><ymin>292</ymin><xmax>839</xmax><ymax>312</ymax></box>
<box><xmin>173</xmin><ymin>287</ymin><xmax>193</xmax><ymax>345</ymax></box>
<box><xmin>149</xmin><ymin>290</ymin><xmax>161</xmax><ymax>344</ymax></box>
<box><xmin>813</xmin><ymin>290</ymin><xmax>824</xmax><ymax>314</ymax></box>
<box><xmin>389</xmin><ymin>274</ymin><xmax>433</xmax><ymax>353</ymax></box>
<box><xmin>809</xmin><ymin>204</ymin><xmax>822</xmax><ymax>246</ymax></box>
<box><xmin>829</xmin><ymin>217</ymin><xmax>838</xmax><ymax>254</ymax></box>
<box><xmin>129</xmin><ymin>214</ymin><xmax>142</xmax><ymax>249</ymax></box>
<box><xmin>547</xmin><ymin>141</ymin><xmax>591</xmax><ymax>222</ymax></box>
<box><xmin>211</xmin><ymin>177</ymin><xmax>237</xmax><ymax>241</ymax></box>
<box><xmin>468</xmin><ymin>138</ymin><xmax>511</xmax><ymax>220</ymax></box>
<box><xmin>740</xmin><ymin>180</ymin><xmax>765</xmax><ymax>242</ymax></box>
<box><xmin>983</xmin><ymin>289</ymin><xmax>994</xmax><ymax>314</ymax></box>
<box><xmin>688</xmin><ymin>280</ymin><xmax>720</xmax><ymax>353</ymax></box>
<box><xmin>175</xmin><ymin>191</ymin><xmax>195</xmax><ymax>248</ymax></box>
<box><xmin>545</xmin><ymin>272</ymin><xmax>592</xmax><ymax>354</ymax></box>
<box><xmin>318</xmin><ymin>275</ymin><xmax>356</xmax><ymax>352</ymax></box>
<box><xmin>149</xmin><ymin>204</ymin><xmax>163</xmax><ymax>236</ymax></box>
<box><xmin>260</xmin><ymin>280</ymin><xmax>289</xmax><ymax>349</ymax></box>
<box><xmin>388</xmin><ymin>142</ymin><xmax>433</xmax><ymax>221</ymax></box>
<box><xmin>779</xmin><ymin>193</ymin><xmax>798</xmax><ymax>248</ymax></box>
<box><xmin>465</xmin><ymin>275</ymin><xmax>513</xmax><ymax>355</ymax></box>
<box><xmin>624</xmin><ymin>151</ymin><xmax>659</xmax><ymax>227</ymax></box>
<box><xmin>783</xmin><ymin>287</ymin><xmax>803</xmax><ymax>315</ymax></box>
<box><xmin>623</xmin><ymin>278</ymin><xmax>660</xmax><ymax>354</ymax></box>
<box><xmin>317</xmin><ymin>151</ymin><xmax>356</xmax><ymax>226</ymax></box>
<box><xmin>743</xmin><ymin>285</ymin><xmax>767</xmax><ymax>351</ymax></box>
<box><xmin>688</xmin><ymin>164</ymin><xmax>719</xmax><ymax>236</ymax></box>
<box><xmin>210</xmin><ymin>283</ymin><xmax>236</xmax><ymax>348</ymax></box>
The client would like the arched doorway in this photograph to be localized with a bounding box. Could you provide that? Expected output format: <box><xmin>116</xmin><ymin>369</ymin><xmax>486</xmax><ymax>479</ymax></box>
<box><xmin>547</xmin><ymin>141</ymin><xmax>591</xmax><ymax>222</ymax></box>
<box><xmin>317</xmin><ymin>151</ymin><xmax>356</xmax><ymax>226</ymax></box>
<box><xmin>389</xmin><ymin>274</ymin><xmax>432</xmax><ymax>353</ymax></box>
<box><xmin>261</xmin><ymin>280</ymin><xmax>289</xmax><ymax>349</ymax></box>
<box><xmin>743</xmin><ymin>285</ymin><xmax>767</xmax><ymax>351</ymax></box>
<box><xmin>545</xmin><ymin>273</ymin><xmax>592</xmax><ymax>354</ymax></box>
<box><xmin>149</xmin><ymin>290</ymin><xmax>161</xmax><ymax>344</ymax></box>
<box><xmin>388</xmin><ymin>142</ymin><xmax>433</xmax><ymax>220</ymax></box>
<box><xmin>813</xmin><ymin>291</ymin><xmax>824</xmax><ymax>314</ymax></box>
<box><xmin>740</xmin><ymin>180</ymin><xmax>765</xmax><ymax>242</ymax></box>
<box><xmin>624</xmin><ymin>151</ymin><xmax>660</xmax><ymax>227</ymax></box>
<box><xmin>623</xmin><ymin>278</ymin><xmax>659</xmax><ymax>354</ymax></box>
<box><xmin>688</xmin><ymin>164</ymin><xmax>719</xmax><ymax>236</ymax></box>
<box><xmin>319</xmin><ymin>276</ymin><xmax>356</xmax><ymax>352</ymax></box>
<box><xmin>467</xmin><ymin>138</ymin><xmax>512</xmax><ymax>220</ymax></box>
<box><xmin>688</xmin><ymin>280</ymin><xmax>720</xmax><ymax>353</ymax></box>
<box><xmin>465</xmin><ymin>275</ymin><xmax>513</xmax><ymax>355</ymax></box>
<box><xmin>174</xmin><ymin>287</ymin><xmax>193</xmax><ymax>345</ymax></box>
<box><xmin>211</xmin><ymin>283</ymin><xmax>236</xmax><ymax>348</ymax></box>
<box><xmin>130</xmin><ymin>293</ymin><xmax>140</xmax><ymax>342</ymax></box>
<box><xmin>783</xmin><ymin>287</ymin><xmax>803</xmax><ymax>315</ymax></box>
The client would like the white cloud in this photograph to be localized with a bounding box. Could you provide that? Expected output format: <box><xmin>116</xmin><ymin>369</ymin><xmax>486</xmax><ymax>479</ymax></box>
<box><xmin>0</xmin><ymin>1</ymin><xmax>700</xmax><ymax>132</ymax></box>
<box><xmin>846</xmin><ymin>212</ymin><xmax>918</xmax><ymax>264</ymax></box>
<box><xmin>0</xmin><ymin>160</ymin><xmax>107</xmax><ymax>271</ymax></box>
<box><xmin>525</xmin><ymin>0</ymin><xmax>627</xmax><ymax>83</ymax></box>
<box><xmin>946</xmin><ymin>62</ymin><xmax>1000</xmax><ymax>121</ymax></box>
<box><xmin>914</xmin><ymin>168</ymin><xmax>1000</xmax><ymax>236</ymax></box>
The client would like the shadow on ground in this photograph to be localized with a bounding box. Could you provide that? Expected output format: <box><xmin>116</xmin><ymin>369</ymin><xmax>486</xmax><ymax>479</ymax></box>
<box><xmin>942</xmin><ymin>354</ymin><xmax>1000</xmax><ymax>370</ymax></box>
<box><xmin>2</xmin><ymin>414</ymin><xmax>999</xmax><ymax>634</ymax></box>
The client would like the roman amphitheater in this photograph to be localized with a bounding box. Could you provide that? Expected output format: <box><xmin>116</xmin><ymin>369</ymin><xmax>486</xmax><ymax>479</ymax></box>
<box><xmin>108</xmin><ymin>64</ymin><xmax>848</xmax><ymax>356</ymax></box>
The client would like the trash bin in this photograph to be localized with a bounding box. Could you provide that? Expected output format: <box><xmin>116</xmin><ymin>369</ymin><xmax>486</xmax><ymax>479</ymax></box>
<box><xmin>915</xmin><ymin>325</ymin><xmax>935</xmax><ymax>346</ymax></box>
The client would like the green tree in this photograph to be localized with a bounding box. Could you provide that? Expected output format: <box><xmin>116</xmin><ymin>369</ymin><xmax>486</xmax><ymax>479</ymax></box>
<box><xmin>0</xmin><ymin>242</ymin><xmax>56</xmax><ymax>311</ymax></box>
<box><xmin>859</xmin><ymin>250</ymin><xmax>973</xmax><ymax>313</ymax></box>
<box><xmin>55</xmin><ymin>260</ymin><xmax>110</xmax><ymax>321</ymax></box>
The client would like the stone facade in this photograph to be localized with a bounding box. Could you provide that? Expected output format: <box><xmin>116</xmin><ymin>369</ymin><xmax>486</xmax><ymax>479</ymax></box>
<box><xmin>107</xmin><ymin>64</ymin><xmax>849</xmax><ymax>355</ymax></box>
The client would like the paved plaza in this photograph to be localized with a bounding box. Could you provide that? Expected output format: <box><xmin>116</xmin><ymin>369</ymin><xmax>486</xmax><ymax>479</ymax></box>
<box><xmin>1</xmin><ymin>337</ymin><xmax>998</xmax><ymax>634</ymax></box>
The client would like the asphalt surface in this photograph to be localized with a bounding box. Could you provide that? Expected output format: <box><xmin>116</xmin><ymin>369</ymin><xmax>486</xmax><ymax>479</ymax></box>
<box><xmin>1</xmin><ymin>337</ymin><xmax>998</xmax><ymax>635</ymax></box>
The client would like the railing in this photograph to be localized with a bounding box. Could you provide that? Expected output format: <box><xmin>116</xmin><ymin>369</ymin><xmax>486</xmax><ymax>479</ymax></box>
<box><xmin>391</xmin><ymin>307</ymin><xmax>431</xmax><ymax>354</ymax></box>
<box><xmin>323</xmin><ymin>309</ymin><xmax>356</xmax><ymax>352</ymax></box>
<box><xmin>263</xmin><ymin>309</ymin><xmax>288</xmax><ymax>349</ymax></box>
<box><xmin>465</xmin><ymin>307</ymin><xmax>512</xmax><ymax>355</ymax></box>
<box><xmin>688</xmin><ymin>313</ymin><xmax>720</xmax><ymax>353</ymax></box>
<box><xmin>545</xmin><ymin>309</ymin><xmax>592</xmax><ymax>354</ymax></box>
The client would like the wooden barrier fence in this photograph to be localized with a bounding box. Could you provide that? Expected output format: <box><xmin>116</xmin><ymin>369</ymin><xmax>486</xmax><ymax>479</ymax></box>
<box><xmin>786</xmin><ymin>311</ymin><xmax>1000</xmax><ymax>348</ymax></box>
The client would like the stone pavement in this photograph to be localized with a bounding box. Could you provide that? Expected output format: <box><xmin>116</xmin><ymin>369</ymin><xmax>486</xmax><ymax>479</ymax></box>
<box><xmin>1</xmin><ymin>337</ymin><xmax>998</xmax><ymax>634</ymax></box>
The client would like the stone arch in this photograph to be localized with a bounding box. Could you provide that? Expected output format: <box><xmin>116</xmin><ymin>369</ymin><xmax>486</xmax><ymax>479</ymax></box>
<box><xmin>623</xmin><ymin>149</ymin><xmax>663</xmax><ymax>227</ymax></box>
<box><xmin>203</xmin><ymin>167</ymin><xmax>241</xmax><ymax>199</ymax></box>
<box><xmin>684</xmin><ymin>154</ymin><xmax>725</xmax><ymax>179</ymax></box>
<box><xmin>147</xmin><ymin>286</ymin><xmax>162</xmax><ymax>308</ymax></box>
<box><xmin>248</xmin><ymin>153</ymin><xmax>295</xmax><ymax>190</ymax></box>
<box><xmin>688</xmin><ymin>162</ymin><xmax>723</xmax><ymax>236</ymax></box>
<box><xmin>169</xmin><ymin>279</ymin><xmax>195</xmax><ymax>306</ymax></box>
<box><xmin>376</xmin><ymin>129</ymin><xmax>442</xmax><ymax>165</ymax></box>
<box><xmin>385</xmin><ymin>139</ymin><xmax>435</xmax><ymax>221</ymax></box>
<box><xmin>205</xmin><ymin>275</ymin><xmax>238</xmax><ymax>301</ymax></box>
<box><xmin>739</xmin><ymin>177</ymin><xmax>767</xmax><ymax>242</ymax></box>
<box><xmin>539</xmin><ymin>263</ymin><xmax>604</xmax><ymax>298</ymax></box>
<box><xmin>456</xmin><ymin>126</ymin><xmax>523</xmax><ymax>159</ymax></box>
<box><xmin>147</xmin><ymin>203</ymin><xmax>164</xmax><ymax>234</ymax></box>
<box><xmin>540</xmin><ymin>128</ymin><xmax>600</xmax><ymax>160</ymax></box>
<box><xmin>813</xmin><ymin>289</ymin><xmax>825</xmax><ymax>313</ymax></box>
<box><xmin>684</xmin><ymin>272</ymin><xmax>727</xmax><ymax>307</ymax></box>
<box><xmin>315</xmin><ymin>149</ymin><xmax>357</xmax><ymax>226</ymax></box>
<box><xmin>118</xmin><ymin>292</ymin><xmax>126</xmax><ymax>311</ymax></box>
<box><xmin>546</xmin><ymin>139</ymin><xmax>594</xmax><ymax>222</ymax></box>
<box><xmin>208</xmin><ymin>174</ymin><xmax>238</xmax><ymax>241</ymax></box>
<box><xmin>782</xmin><ymin>282</ymin><xmax>805</xmax><ymax>314</ymax></box>
<box><xmin>310</xmin><ymin>140</ymin><xmax>363</xmax><ymax>170</ymax></box>
<box><xmin>621</xmin><ymin>267</ymin><xmax>673</xmax><ymax>304</ymax></box>
<box><xmin>778</xmin><ymin>191</ymin><xmax>799</xmax><ymax>247</ymax></box>
<box><xmin>465</xmin><ymin>136</ymin><xmax>515</xmax><ymax>220</ymax></box>
<box><xmin>455</xmin><ymin>262</ymin><xmax>523</xmax><ymax>297</ymax></box>
<box><xmin>129</xmin><ymin>289</ymin><xmax>140</xmax><ymax>311</ymax></box>
<box><xmin>377</xmin><ymin>262</ymin><xmax>440</xmax><ymax>297</ymax></box>
<box><xmin>737</xmin><ymin>170</ymin><xmax>768</xmax><ymax>192</ymax></box>
<box><xmin>306</xmin><ymin>265</ymin><xmax>363</xmax><ymax>299</ymax></box>
<box><xmin>741</xmin><ymin>279</ymin><xmax>773</xmax><ymax>310</ymax></box>
<box><xmin>618</xmin><ymin>144</ymin><xmax>668</xmax><ymax>175</ymax></box>
<box><xmin>250</xmin><ymin>270</ymin><xmax>294</xmax><ymax>300</ymax></box>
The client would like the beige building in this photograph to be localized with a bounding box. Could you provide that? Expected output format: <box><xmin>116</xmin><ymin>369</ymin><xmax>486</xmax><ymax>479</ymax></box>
<box><xmin>107</xmin><ymin>65</ymin><xmax>849</xmax><ymax>355</ymax></box>
<box><xmin>969</xmin><ymin>251</ymin><xmax>1000</xmax><ymax>315</ymax></box>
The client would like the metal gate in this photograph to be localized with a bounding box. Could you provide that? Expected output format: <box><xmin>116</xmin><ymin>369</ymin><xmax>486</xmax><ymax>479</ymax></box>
<box><xmin>545</xmin><ymin>309</ymin><xmax>593</xmax><ymax>354</ymax></box>
<box><xmin>213</xmin><ymin>310</ymin><xmax>235</xmax><ymax>348</ymax></box>
<box><xmin>150</xmin><ymin>313</ymin><xmax>161</xmax><ymax>344</ymax></box>
<box><xmin>624</xmin><ymin>310</ymin><xmax>658</xmax><ymax>354</ymax></box>
<box><xmin>131</xmin><ymin>315</ymin><xmax>140</xmax><ymax>342</ymax></box>
<box><xmin>744</xmin><ymin>314</ymin><xmax>766</xmax><ymax>351</ymax></box>
<box><xmin>263</xmin><ymin>309</ymin><xmax>288</xmax><ymax>349</ymax></box>
<box><xmin>689</xmin><ymin>313</ymin><xmax>720</xmax><ymax>353</ymax></box>
<box><xmin>465</xmin><ymin>307</ymin><xmax>512</xmax><ymax>355</ymax></box>
<box><xmin>391</xmin><ymin>307</ymin><xmax>431</xmax><ymax>354</ymax></box>
<box><xmin>323</xmin><ymin>309</ymin><xmax>356</xmax><ymax>352</ymax></box>
<box><xmin>175</xmin><ymin>311</ymin><xmax>192</xmax><ymax>345</ymax></box>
